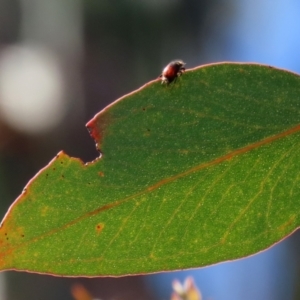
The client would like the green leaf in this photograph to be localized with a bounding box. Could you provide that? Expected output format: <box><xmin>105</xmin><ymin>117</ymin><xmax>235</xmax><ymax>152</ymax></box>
<box><xmin>0</xmin><ymin>63</ymin><xmax>300</xmax><ymax>276</ymax></box>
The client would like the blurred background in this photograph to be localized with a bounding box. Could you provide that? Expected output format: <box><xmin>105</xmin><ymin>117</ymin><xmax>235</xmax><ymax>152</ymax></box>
<box><xmin>0</xmin><ymin>0</ymin><xmax>299</xmax><ymax>299</ymax></box>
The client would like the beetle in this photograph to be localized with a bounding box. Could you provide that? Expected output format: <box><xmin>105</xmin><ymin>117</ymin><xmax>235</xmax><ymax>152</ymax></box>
<box><xmin>160</xmin><ymin>60</ymin><xmax>186</xmax><ymax>84</ymax></box>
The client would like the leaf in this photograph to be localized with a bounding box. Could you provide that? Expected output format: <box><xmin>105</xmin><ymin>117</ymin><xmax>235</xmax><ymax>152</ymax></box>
<box><xmin>0</xmin><ymin>63</ymin><xmax>300</xmax><ymax>276</ymax></box>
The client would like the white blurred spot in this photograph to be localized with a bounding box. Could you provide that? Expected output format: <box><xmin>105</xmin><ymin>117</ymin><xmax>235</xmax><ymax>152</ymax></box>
<box><xmin>0</xmin><ymin>44</ymin><xmax>66</xmax><ymax>134</ymax></box>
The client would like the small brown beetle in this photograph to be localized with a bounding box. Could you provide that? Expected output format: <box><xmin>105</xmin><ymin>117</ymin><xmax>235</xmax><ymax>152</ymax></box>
<box><xmin>160</xmin><ymin>60</ymin><xmax>186</xmax><ymax>84</ymax></box>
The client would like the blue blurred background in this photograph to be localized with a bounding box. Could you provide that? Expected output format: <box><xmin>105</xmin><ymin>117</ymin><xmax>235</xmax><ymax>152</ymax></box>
<box><xmin>0</xmin><ymin>0</ymin><xmax>299</xmax><ymax>299</ymax></box>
